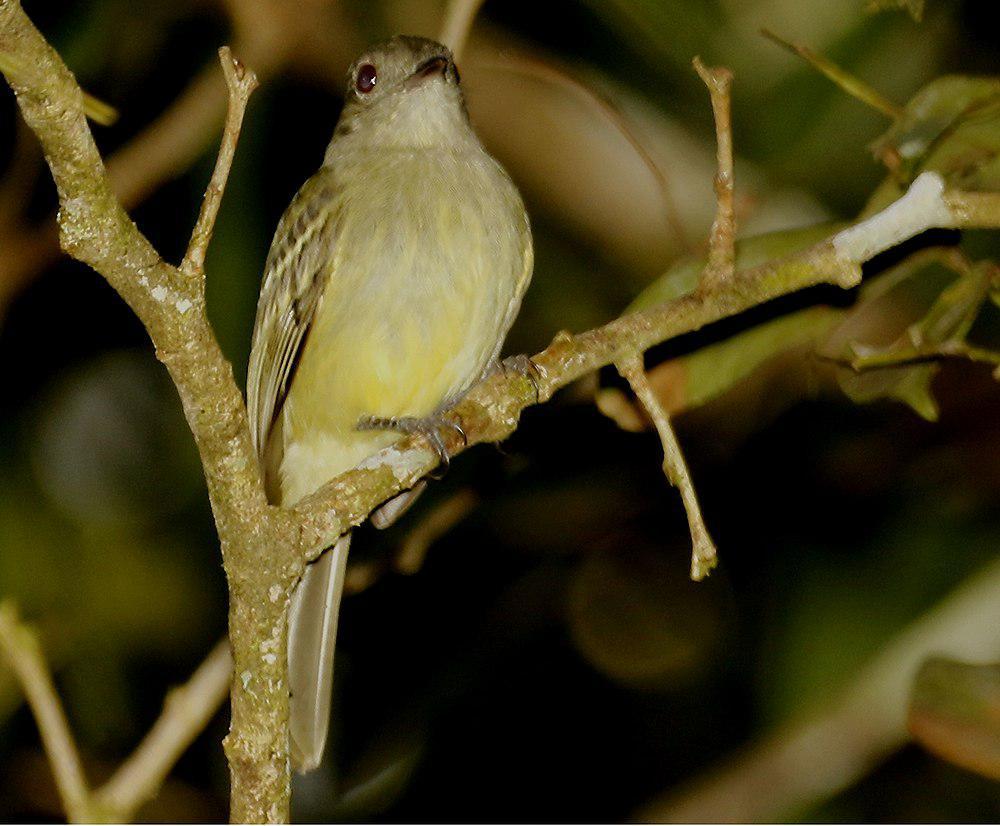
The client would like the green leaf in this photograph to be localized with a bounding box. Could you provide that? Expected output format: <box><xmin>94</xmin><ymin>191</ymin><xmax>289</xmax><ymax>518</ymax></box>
<box><xmin>866</xmin><ymin>76</ymin><xmax>1000</xmax><ymax>214</ymax></box>
<box><xmin>820</xmin><ymin>252</ymin><xmax>972</xmax><ymax>420</ymax></box>
<box><xmin>822</xmin><ymin>256</ymin><xmax>997</xmax><ymax>419</ymax></box>
<box><xmin>627</xmin><ymin>222</ymin><xmax>843</xmax><ymax>312</ymax></box>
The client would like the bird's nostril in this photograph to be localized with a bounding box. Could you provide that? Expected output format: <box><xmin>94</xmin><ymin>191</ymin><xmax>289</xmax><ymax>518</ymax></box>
<box><xmin>414</xmin><ymin>56</ymin><xmax>449</xmax><ymax>78</ymax></box>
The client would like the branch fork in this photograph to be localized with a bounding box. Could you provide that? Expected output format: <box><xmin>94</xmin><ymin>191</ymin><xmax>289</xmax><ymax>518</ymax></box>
<box><xmin>4</xmin><ymin>0</ymin><xmax>1000</xmax><ymax>820</ymax></box>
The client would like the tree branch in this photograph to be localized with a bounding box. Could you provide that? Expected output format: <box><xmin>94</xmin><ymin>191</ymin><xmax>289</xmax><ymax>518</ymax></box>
<box><xmin>293</xmin><ymin>168</ymin><xmax>998</xmax><ymax>561</ymax></box>
<box><xmin>2</xmin><ymin>5</ymin><xmax>281</xmax><ymax>820</ymax></box>
<box><xmin>0</xmin><ymin>606</ymin><xmax>233</xmax><ymax>823</ymax></box>
<box><xmin>0</xmin><ymin>0</ymin><xmax>315</xmax><ymax>320</ymax></box>
<box><xmin>94</xmin><ymin>640</ymin><xmax>233</xmax><ymax>821</ymax></box>
<box><xmin>617</xmin><ymin>356</ymin><xmax>717</xmax><ymax>580</ymax></box>
<box><xmin>5</xmin><ymin>1</ymin><xmax>1000</xmax><ymax>819</ymax></box>
<box><xmin>760</xmin><ymin>28</ymin><xmax>904</xmax><ymax>120</ymax></box>
<box><xmin>438</xmin><ymin>0</ymin><xmax>486</xmax><ymax>61</ymax></box>
<box><xmin>692</xmin><ymin>56</ymin><xmax>736</xmax><ymax>290</ymax></box>
<box><xmin>637</xmin><ymin>556</ymin><xmax>1000</xmax><ymax>822</ymax></box>
<box><xmin>180</xmin><ymin>48</ymin><xmax>258</xmax><ymax>279</ymax></box>
<box><xmin>0</xmin><ymin>602</ymin><xmax>92</xmax><ymax>824</ymax></box>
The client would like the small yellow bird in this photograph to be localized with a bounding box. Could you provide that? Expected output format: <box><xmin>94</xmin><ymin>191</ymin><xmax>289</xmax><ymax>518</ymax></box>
<box><xmin>247</xmin><ymin>36</ymin><xmax>532</xmax><ymax>771</ymax></box>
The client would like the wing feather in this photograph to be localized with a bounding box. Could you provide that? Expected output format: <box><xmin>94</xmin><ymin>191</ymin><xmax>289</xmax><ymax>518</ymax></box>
<box><xmin>247</xmin><ymin>170</ymin><xmax>340</xmax><ymax>461</ymax></box>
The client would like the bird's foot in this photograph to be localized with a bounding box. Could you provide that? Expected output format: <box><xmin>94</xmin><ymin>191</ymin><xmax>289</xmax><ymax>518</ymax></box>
<box><xmin>498</xmin><ymin>353</ymin><xmax>541</xmax><ymax>403</ymax></box>
<box><xmin>357</xmin><ymin>414</ymin><xmax>467</xmax><ymax>477</ymax></box>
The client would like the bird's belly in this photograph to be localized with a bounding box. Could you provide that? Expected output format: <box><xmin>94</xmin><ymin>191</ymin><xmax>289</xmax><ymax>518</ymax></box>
<box><xmin>309</xmin><ymin>269</ymin><xmax>495</xmax><ymax>422</ymax></box>
<box><xmin>280</xmin><ymin>263</ymin><xmax>498</xmax><ymax>503</ymax></box>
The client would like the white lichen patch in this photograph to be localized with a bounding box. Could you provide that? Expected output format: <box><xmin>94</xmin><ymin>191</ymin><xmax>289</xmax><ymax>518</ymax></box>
<box><xmin>175</xmin><ymin>297</ymin><xmax>193</xmax><ymax>314</ymax></box>
<box><xmin>356</xmin><ymin>444</ymin><xmax>432</xmax><ymax>482</ymax></box>
<box><xmin>150</xmin><ymin>284</ymin><xmax>169</xmax><ymax>302</ymax></box>
<box><xmin>259</xmin><ymin>624</ymin><xmax>281</xmax><ymax>656</ymax></box>
<box><xmin>898</xmin><ymin>139</ymin><xmax>925</xmax><ymax>159</ymax></box>
<box><xmin>268</xmin><ymin>584</ymin><xmax>282</xmax><ymax>603</ymax></box>
<box><xmin>833</xmin><ymin>172</ymin><xmax>954</xmax><ymax>263</ymax></box>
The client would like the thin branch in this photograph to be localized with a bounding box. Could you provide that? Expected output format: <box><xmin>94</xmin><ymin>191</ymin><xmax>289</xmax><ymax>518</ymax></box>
<box><xmin>475</xmin><ymin>54</ymin><xmax>691</xmax><ymax>252</ymax></box>
<box><xmin>341</xmin><ymin>490</ymin><xmax>480</xmax><ymax>595</ymax></box>
<box><xmin>692</xmin><ymin>57</ymin><xmax>736</xmax><ymax>290</ymax></box>
<box><xmin>2</xmin><ymin>7</ymin><xmax>278</xmax><ymax>819</ymax></box>
<box><xmin>761</xmin><ymin>28</ymin><xmax>905</xmax><ymax>120</ymax></box>
<box><xmin>824</xmin><ymin>339</ymin><xmax>1000</xmax><ymax>372</ymax></box>
<box><xmin>180</xmin><ymin>47</ymin><xmax>258</xmax><ymax>280</ymax></box>
<box><xmin>94</xmin><ymin>640</ymin><xmax>233</xmax><ymax>821</ymax></box>
<box><xmin>0</xmin><ymin>602</ymin><xmax>92</xmax><ymax>824</ymax></box>
<box><xmin>395</xmin><ymin>489</ymin><xmax>479</xmax><ymax>575</ymax></box>
<box><xmin>0</xmin><ymin>5</ymin><xmax>295</xmax><ymax>319</ymax></box>
<box><xmin>945</xmin><ymin>190</ymin><xmax>1000</xmax><ymax>225</ymax></box>
<box><xmin>438</xmin><ymin>0</ymin><xmax>486</xmax><ymax>61</ymax></box>
<box><xmin>0</xmin><ymin>52</ymin><xmax>118</xmax><ymax>125</ymax></box>
<box><xmin>5</xmin><ymin>3</ymin><xmax>1000</xmax><ymax>818</ymax></box>
<box><xmin>637</xmin><ymin>556</ymin><xmax>1000</xmax><ymax>822</ymax></box>
<box><xmin>617</xmin><ymin>356</ymin><xmax>717</xmax><ymax>580</ymax></box>
<box><xmin>295</xmin><ymin>169</ymin><xmax>990</xmax><ymax>560</ymax></box>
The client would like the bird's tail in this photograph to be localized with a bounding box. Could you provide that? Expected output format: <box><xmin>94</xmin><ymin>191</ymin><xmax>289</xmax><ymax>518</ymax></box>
<box><xmin>288</xmin><ymin>532</ymin><xmax>351</xmax><ymax>772</ymax></box>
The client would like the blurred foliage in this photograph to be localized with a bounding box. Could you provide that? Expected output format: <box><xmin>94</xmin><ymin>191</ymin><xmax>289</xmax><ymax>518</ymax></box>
<box><xmin>867</xmin><ymin>75</ymin><xmax>1000</xmax><ymax>212</ymax></box>
<box><xmin>2</xmin><ymin>0</ymin><xmax>1000</xmax><ymax>822</ymax></box>
<box><xmin>909</xmin><ymin>657</ymin><xmax>1000</xmax><ymax>781</ymax></box>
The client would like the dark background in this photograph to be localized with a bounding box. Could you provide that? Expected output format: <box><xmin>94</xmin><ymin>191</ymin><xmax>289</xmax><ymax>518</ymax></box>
<box><xmin>2</xmin><ymin>0</ymin><xmax>999</xmax><ymax>821</ymax></box>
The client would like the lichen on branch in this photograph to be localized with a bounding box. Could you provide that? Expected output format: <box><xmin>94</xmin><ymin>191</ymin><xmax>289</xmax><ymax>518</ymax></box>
<box><xmin>4</xmin><ymin>0</ymin><xmax>1000</xmax><ymax>821</ymax></box>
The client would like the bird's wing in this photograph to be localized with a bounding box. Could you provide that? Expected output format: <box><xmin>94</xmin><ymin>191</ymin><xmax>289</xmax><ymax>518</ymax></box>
<box><xmin>488</xmin><ymin>207</ymin><xmax>535</xmax><ymax>367</ymax></box>
<box><xmin>247</xmin><ymin>169</ymin><xmax>348</xmax><ymax>773</ymax></box>
<box><xmin>247</xmin><ymin>169</ymin><xmax>340</xmax><ymax>460</ymax></box>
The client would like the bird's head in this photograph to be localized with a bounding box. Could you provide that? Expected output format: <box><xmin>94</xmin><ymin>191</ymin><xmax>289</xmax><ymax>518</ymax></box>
<box><xmin>329</xmin><ymin>35</ymin><xmax>470</xmax><ymax>153</ymax></box>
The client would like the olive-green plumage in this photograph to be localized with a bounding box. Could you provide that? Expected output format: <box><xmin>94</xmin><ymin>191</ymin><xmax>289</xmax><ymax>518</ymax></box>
<box><xmin>246</xmin><ymin>35</ymin><xmax>532</xmax><ymax>771</ymax></box>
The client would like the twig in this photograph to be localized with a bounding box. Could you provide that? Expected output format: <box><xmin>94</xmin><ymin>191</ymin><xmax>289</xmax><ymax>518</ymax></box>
<box><xmin>0</xmin><ymin>602</ymin><xmax>92</xmax><ymax>824</ymax></box>
<box><xmin>0</xmin><ymin>4</ymin><xmax>298</xmax><ymax>319</ymax></box>
<box><xmin>2</xmin><ymin>8</ymin><xmax>277</xmax><ymax>819</ymax></box>
<box><xmin>617</xmin><ymin>356</ymin><xmax>717</xmax><ymax>580</ymax></box>
<box><xmin>637</xmin><ymin>555</ymin><xmax>1000</xmax><ymax>822</ymax></box>
<box><xmin>341</xmin><ymin>491</ymin><xmax>479</xmax><ymax>595</ymax></box>
<box><xmin>5</xmin><ymin>3</ymin><xmax>1000</xmax><ymax>817</ymax></box>
<box><xmin>826</xmin><ymin>340</ymin><xmax>1000</xmax><ymax>372</ymax></box>
<box><xmin>438</xmin><ymin>0</ymin><xmax>486</xmax><ymax>61</ymax></box>
<box><xmin>907</xmin><ymin>658</ymin><xmax>1000</xmax><ymax>781</ymax></box>
<box><xmin>475</xmin><ymin>54</ymin><xmax>690</xmax><ymax>253</ymax></box>
<box><xmin>692</xmin><ymin>57</ymin><xmax>736</xmax><ymax>290</ymax></box>
<box><xmin>761</xmin><ymin>29</ymin><xmax>904</xmax><ymax>120</ymax></box>
<box><xmin>292</xmin><ymin>170</ymin><xmax>1000</xmax><ymax>563</ymax></box>
<box><xmin>180</xmin><ymin>47</ymin><xmax>258</xmax><ymax>280</ymax></box>
<box><xmin>94</xmin><ymin>640</ymin><xmax>233</xmax><ymax>821</ymax></box>
<box><xmin>0</xmin><ymin>52</ymin><xmax>118</xmax><ymax>124</ymax></box>
<box><xmin>395</xmin><ymin>489</ymin><xmax>479</xmax><ymax>575</ymax></box>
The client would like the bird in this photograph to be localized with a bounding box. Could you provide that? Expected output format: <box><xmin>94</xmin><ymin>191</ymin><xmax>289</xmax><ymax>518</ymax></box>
<box><xmin>246</xmin><ymin>34</ymin><xmax>533</xmax><ymax>771</ymax></box>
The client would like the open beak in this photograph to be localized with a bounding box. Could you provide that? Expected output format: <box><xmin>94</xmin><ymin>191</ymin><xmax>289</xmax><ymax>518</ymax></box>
<box><xmin>410</xmin><ymin>55</ymin><xmax>450</xmax><ymax>84</ymax></box>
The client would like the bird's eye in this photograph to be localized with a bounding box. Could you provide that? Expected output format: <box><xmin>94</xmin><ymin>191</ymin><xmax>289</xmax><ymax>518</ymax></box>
<box><xmin>356</xmin><ymin>64</ymin><xmax>377</xmax><ymax>94</ymax></box>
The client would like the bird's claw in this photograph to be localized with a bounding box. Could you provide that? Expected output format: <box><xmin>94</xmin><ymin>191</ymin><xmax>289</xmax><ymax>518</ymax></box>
<box><xmin>357</xmin><ymin>414</ymin><xmax>466</xmax><ymax>478</ymax></box>
<box><xmin>499</xmin><ymin>354</ymin><xmax>541</xmax><ymax>403</ymax></box>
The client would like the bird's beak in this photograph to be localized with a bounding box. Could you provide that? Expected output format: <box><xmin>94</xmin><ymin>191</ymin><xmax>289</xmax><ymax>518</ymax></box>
<box><xmin>409</xmin><ymin>56</ymin><xmax>451</xmax><ymax>85</ymax></box>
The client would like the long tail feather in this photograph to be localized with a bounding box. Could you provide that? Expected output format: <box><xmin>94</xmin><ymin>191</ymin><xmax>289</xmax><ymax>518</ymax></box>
<box><xmin>288</xmin><ymin>533</ymin><xmax>351</xmax><ymax>772</ymax></box>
